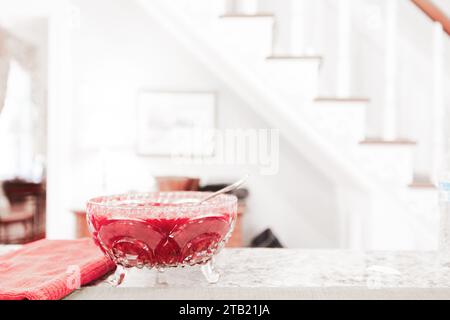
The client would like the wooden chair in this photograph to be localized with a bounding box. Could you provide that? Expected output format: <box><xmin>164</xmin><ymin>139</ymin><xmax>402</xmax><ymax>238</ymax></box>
<box><xmin>1</xmin><ymin>179</ymin><xmax>46</xmax><ymax>243</ymax></box>
<box><xmin>0</xmin><ymin>209</ymin><xmax>34</xmax><ymax>244</ymax></box>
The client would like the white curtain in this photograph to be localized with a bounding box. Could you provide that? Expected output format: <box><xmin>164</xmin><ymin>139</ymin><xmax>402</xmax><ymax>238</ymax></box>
<box><xmin>0</xmin><ymin>30</ymin><xmax>10</xmax><ymax>115</ymax></box>
<box><xmin>1</xmin><ymin>60</ymin><xmax>35</xmax><ymax>178</ymax></box>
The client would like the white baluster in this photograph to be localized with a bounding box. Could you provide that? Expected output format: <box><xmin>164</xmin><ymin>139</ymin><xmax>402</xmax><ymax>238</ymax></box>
<box><xmin>337</xmin><ymin>0</ymin><xmax>351</xmax><ymax>97</ymax></box>
<box><xmin>239</xmin><ymin>0</ymin><xmax>259</xmax><ymax>15</ymax></box>
<box><xmin>432</xmin><ymin>21</ymin><xmax>445</xmax><ymax>180</ymax></box>
<box><xmin>272</xmin><ymin>0</ymin><xmax>293</xmax><ymax>55</ymax></box>
<box><xmin>290</xmin><ymin>0</ymin><xmax>305</xmax><ymax>55</ymax></box>
<box><xmin>290</xmin><ymin>0</ymin><xmax>320</xmax><ymax>55</ymax></box>
<box><xmin>383</xmin><ymin>0</ymin><xmax>398</xmax><ymax>140</ymax></box>
<box><xmin>224</xmin><ymin>0</ymin><xmax>237</xmax><ymax>15</ymax></box>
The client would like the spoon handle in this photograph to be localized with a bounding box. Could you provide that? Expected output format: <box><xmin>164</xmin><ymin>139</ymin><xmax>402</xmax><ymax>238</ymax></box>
<box><xmin>198</xmin><ymin>174</ymin><xmax>249</xmax><ymax>204</ymax></box>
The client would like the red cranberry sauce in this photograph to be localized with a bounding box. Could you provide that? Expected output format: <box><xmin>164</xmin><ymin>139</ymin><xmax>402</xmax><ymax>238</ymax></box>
<box><xmin>89</xmin><ymin>211</ymin><xmax>233</xmax><ymax>267</ymax></box>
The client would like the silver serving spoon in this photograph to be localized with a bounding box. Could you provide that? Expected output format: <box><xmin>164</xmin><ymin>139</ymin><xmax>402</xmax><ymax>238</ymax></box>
<box><xmin>172</xmin><ymin>174</ymin><xmax>249</xmax><ymax>205</ymax></box>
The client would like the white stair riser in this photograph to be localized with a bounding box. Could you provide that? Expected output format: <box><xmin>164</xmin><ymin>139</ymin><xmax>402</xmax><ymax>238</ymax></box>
<box><xmin>171</xmin><ymin>0</ymin><xmax>224</xmax><ymax>27</ymax></box>
<box><xmin>213</xmin><ymin>18</ymin><xmax>274</xmax><ymax>62</ymax></box>
<box><xmin>354</xmin><ymin>146</ymin><xmax>414</xmax><ymax>186</ymax></box>
<box><xmin>261</xmin><ymin>59</ymin><xmax>320</xmax><ymax>103</ymax></box>
<box><xmin>308</xmin><ymin>102</ymin><xmax>366</xmax><ymax>146</ymax></box>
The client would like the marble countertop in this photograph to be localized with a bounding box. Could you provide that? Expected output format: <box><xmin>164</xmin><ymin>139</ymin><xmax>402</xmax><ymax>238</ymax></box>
<box><xmin>2</xmin><ymin>246</ymin><xmax>450</xmax><ymax>299</ymax></box>
<box><xmin>94</xmin><ymin>249</ymin><xmax>450</xmax><ymax>288</ymax></box>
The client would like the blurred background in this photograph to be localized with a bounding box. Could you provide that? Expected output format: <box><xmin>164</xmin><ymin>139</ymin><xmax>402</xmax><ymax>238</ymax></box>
<box><xmin>0</xmin><ymin>0</ymin><xmax>448</xmax><ymax>250</ymax></box>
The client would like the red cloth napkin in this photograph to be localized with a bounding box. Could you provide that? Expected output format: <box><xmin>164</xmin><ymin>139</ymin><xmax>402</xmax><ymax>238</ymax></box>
<box><xmin>0</xmin><ymin>238</ymin><xmax>115</xmax><ymax>300</ymax></box>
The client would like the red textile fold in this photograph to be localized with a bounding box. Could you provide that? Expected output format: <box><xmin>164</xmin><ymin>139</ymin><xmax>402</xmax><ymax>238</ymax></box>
<box><xmin>0</xmin><ymin>238</ymin><xmax>115</xmax><ymax>300</ymax></box>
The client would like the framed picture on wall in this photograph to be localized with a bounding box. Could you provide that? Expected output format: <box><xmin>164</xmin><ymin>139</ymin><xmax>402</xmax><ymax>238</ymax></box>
<box><xmin>136</xmin><ymin>90</ymin><xmax>216</xmax><ymax>156</ymax></box>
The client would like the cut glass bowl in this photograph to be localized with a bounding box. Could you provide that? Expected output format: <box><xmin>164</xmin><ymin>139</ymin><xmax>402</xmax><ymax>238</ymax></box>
<box><xmin>86</xmin><ymin>191</ymin><xmax>238</xmax><ymax>285</ymax></box>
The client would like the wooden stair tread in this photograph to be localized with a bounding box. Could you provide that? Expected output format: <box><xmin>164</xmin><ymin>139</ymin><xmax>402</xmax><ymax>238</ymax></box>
<box><xmin>219</xmin><ymin>14</ymin><xmax>274</xmax><ymax>18</ymax></box>
<box><xmin>409</xmin><ymin>175</ymin><xmax>436</xmax><ymax>189</ymax></box>
<box><xmin>267</xmin><ymin>55</ymin><xmax>323</xmax><ymax>61</ymax></box>
<box><xmin>408</xmin><ymin>180</ymin><xmax>436</xmax><ymax>189</ymax></box>
<box><xmin>359</xmin><ymin>138</ymin><xmax>417</xmax><ymax>145</ymax></box>
<box><xmin>315</xmin><ymin>96</ymin><xmax>369</xmax><ymax>103</ymax></box>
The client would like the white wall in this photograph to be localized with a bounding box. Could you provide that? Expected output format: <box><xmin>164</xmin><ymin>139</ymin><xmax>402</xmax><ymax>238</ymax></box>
<box><xmin>50</xmin><ymin>0</ymin><xmax>340</xmax><ymax>247</ymax></box>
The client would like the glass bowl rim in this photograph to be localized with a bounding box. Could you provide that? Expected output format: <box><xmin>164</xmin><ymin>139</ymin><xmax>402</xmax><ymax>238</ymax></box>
<box><xmin>86</xmin><ymin>191</ymin><xmax>238</xmax><ymax>212</ymax></box>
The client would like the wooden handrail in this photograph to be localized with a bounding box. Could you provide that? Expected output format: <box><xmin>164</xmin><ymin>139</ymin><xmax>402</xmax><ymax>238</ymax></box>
<box><xmin>411</xmin><ymin>0</ymin><xmax>450</xmax><ymax>36</ymax></box>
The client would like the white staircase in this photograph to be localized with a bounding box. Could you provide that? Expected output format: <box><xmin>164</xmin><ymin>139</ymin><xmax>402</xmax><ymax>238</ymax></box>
<box><xmin>137</xmin><ymin>0</ymin><xmax>444</xmax><ymax>249</ymax></box>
